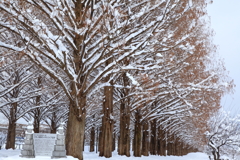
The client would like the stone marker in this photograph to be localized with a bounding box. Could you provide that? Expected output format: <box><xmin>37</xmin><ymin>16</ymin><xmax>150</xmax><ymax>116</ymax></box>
<box><xmin>52</xmin><ymin>122</ymin><xmax>67</xmax><ymax>158</ymax></box>
<box><xmin>21</xmin><ymin>120</ymin><xmax>35</xmax><ymax>158</ymax></box>
<box><xmin>33</xmin><ymin>133</ymin><xmax>56</xmax><ymax>156</ymax></box>
<box><xmin>20</xmin><ymin>121</ymin><xmax>66</xmax><ymax>158</ymax></box>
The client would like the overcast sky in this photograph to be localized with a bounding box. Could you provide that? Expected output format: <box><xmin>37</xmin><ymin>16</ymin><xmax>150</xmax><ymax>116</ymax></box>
<box><xmin>207</xmin><ymin>1</ymin><xmax>240</xmax><ymax>116</ymax></box>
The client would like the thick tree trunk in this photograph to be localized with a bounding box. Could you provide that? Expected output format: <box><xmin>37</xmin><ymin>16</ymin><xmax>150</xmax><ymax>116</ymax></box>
<box><xmin>6</xmin><ymin>103</ymin><xmax>17</xmax><ymax>149</ymax></box>
<box><xmin>118</xmin><ymin>72</ymin><xmax>131</xmax><ymax>156</ymax></box>
<box><xmin>167</xmin><ymin>134</ymin><xmax>174</xmax><ymax>155</ymax></box>
<box><xmin>33</xmin><ymin>117</ymin><xmax>40</xmax><ymax>133</ymax></box>
<box><xmin>141</xmin><ymin>120</ymin><xmax>149</xmax><ymax>156</ymax></box>
<box><xmin>179</xmin><ymin>141</ymin><xmax>184</xmax><ymax>156</ymax></box>
<box><xmin>90</xmin><ymin>126</ymin><xmax>95</xmax><ymax>152</ymax></box>
<box><xmin>133</xmin><ymin>110</ymin><xmax>142</xmax><ymax>157</ymax></box>
<box><xmin>157</xmin><ymin>127</ymin><xmax>166</xmax><ymax>156</ymax></box>
<box><xmin>66</xmin><ymin>104</ymin><xmax>85</xmax><ymax>160</ymax></box>
<box><xmin>150</xmin><ymin>120</ymin><xmax>157</xmax><ymax>155</ymax></box>
<box><xmin>99</xmin><ymin>54</ymin><xmax>114</xmax><ymax>157</ymax></box>
<box><xmin>99</xmin><ymin>83</ymin><xmax>114</xmax><ymax>157</ymax></box>
<box><xmin>175</xmin><ymin>137</ymin><xmax>180</xmax><ymax>156</ymax></box>
<box><xmin>6</xmin><ymin>120</ymin><xmax>16</xmax><ymax>149</ymax></box>
<box><xmin>118</xmin><ymin>101</ymin><xmax>130</xmax><ymax>156</ymax></box>
<box><xmin>167</xmin><ymin>140</ymin><xmax>172</xmax><ymax>155</ymax></box>
<box><xmin>172</xmin><ymin>135</ymin><xmax>176</xmax><ymax>156</ymax></box>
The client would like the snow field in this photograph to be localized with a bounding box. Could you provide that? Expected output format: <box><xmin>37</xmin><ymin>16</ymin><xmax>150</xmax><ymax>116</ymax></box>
<box><xmin>0</xmin><ymin>148</ymin><xmax>210</xmax><ymax>160</ymax></box>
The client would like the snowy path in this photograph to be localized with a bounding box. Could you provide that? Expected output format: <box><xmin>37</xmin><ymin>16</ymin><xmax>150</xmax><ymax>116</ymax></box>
<box><xmin>0</xmin><ymin>149</ymin><xmax>210</xmax><ymax>160</ymax></box>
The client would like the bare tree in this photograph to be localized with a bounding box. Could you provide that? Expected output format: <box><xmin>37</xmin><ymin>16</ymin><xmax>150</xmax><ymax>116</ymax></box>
<box><xmin>205</xmin><ymin>111</ymin><xmax>240</xmax><ymax>160</ymax></box>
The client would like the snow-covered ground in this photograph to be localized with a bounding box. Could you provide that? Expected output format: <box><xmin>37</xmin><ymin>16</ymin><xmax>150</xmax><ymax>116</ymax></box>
<box><xmin>0</xmin><ymin>148</ymin><xmax>210</xmax><ymax>160</ymax></box>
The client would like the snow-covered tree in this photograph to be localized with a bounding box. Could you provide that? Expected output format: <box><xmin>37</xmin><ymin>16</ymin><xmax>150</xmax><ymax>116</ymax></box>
<box><xmin>205</xmin><ymin>111</ymin><xmax>240</xmax><ymax>160</ymax></box>
<box><xmin>0</xmin><ymin>0</ymin><xmax>234</xmax><ymax>159</ymax></box>
<box><xmin>0</xmin><ymin>53</ymin><xmax>42</xmax><ymax>149</ymax></box>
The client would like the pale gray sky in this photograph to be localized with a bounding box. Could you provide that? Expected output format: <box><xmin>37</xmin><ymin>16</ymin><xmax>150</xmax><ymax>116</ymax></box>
<box><xmin>207</xmin><ymin>1</ymin><xmax>240</xmax><ymax>116</ymax></box>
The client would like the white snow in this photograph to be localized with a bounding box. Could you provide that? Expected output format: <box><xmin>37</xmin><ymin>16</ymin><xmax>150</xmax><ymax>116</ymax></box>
<box><xmin>0</xmin><ymin>114</ymin><xmax>7</xmax><ymax>124</ymax></box>
<box><xmin>0</xmin><ymin>148</ymin><xmax>210</xmax><ymax>160</ymax></box>
<box><xmin>126</xmin><ymin>73</ymin><xmax>140</xmax><ymax>86</ymax></box>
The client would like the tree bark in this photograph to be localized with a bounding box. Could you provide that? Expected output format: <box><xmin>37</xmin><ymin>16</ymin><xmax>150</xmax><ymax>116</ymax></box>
<box><xmin>33</xmin><ymin>114</ymin><xmax>40</xmax><ymax>133</ymax></box>
<box><xmin>118</xmin><ymin>73</ymin><xmax>131</xmax><ymax>156</ymax></box>
<box><xmin>50</xmin><ymin>112</ymin><xmax>57</xmax><ymax>133</ymax></box>
<box><xmin>90</xmin><ymin>126</ymin><xmax>95</xmax><ymax>152</ymax></box>
<box><xmin>6</xmin><ymin>120</ymin><xmax>16</xmax><ymax>149</ymax></box>
<box><xmin>6</xmin><ymin>102</ymin><xmax>17</xmax><ymax>149</ymax></box>
<box><xmin>65</xmin><ymin>102</ymin><xmax>86</xmax><ymax>160</ymax></box>
<box><xmin>33</xmin><ymin>77</ymin><xmax>42</xmax><ymax>133</ymax></box>
<box><xmin>167</xmin><ymin>134</ymin><xmax>174</xmax><ymax>155</ymax></box>
<box><xmin>141</xmin><ymin>120</ymin><xmax>149</xmax><ymax>156</ymax></box>
<box><xmin>98</xmin><ymin>126</ymin><xmax>103</xmax><ymax>153</ymax></box>
<box><xmin>112</xmin><ymin>133</ymin><xmax>115</xmax><ymax>152</ymax></box>
<box><xmin>118</xmin><ymin>99</ymin><xmax>130</xmax><ymax>156</ymax></box>
<box><xmin>157</xmin><ymin>127</ymin><xmax>166</xmax><ymax>156</ymax></box>
<box><xmin>175</xmin><ymin>137</ymin><xmax>180</xmax><ymax>156</ymax></box>
<box><xmin>150</xmin><ymin>120</ymin><xmax>157</xmax><ymax>155</ymax></box>
<box><xmin>133</xmin><ymin>110</ymin><xmax>142</xmax><ymax>157</ymax></box>
<box><xmin>99</xmin><ymin>85</ymin><xmax>114</xmax><ymax>157</ymax></box>
<box><xmin>99</xmin><ymin>56</ymin><xmax>114</xmax><ymax>157</ymax></box>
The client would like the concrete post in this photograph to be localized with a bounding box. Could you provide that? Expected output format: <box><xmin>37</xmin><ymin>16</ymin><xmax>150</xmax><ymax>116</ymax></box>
<box><xmin>52</xmin><ymin>122</ymin><xmax>67</xmax><ymax>158</ymax></box>
<box><xmin>20</xmin><ymin>120</ymin><xmax>35</xmax><ymax>158</ymax></box>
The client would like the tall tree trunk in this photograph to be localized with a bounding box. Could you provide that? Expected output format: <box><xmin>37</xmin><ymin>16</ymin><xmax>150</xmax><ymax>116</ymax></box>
<box><xmin>50</xmin><ymin>112</ymin><xmax>57</xmax><ymax>133</ymax></box>
<box><xmin>157</xmin><ymin>127</ymin><xmax>166</xmax><ymax>156</ymax></box>
<box><xmin>118</xmin><ymin>72</ymin><xmax>130</xmax><ymax>156</ymax></box>
<box><xmin>133</xmin><ymin>110</ymin><xmax>142</xmax><ymax>157</ymax></box>
<box><xmin>99</xmin><ymin>56</ymin><xmax>114</xmax><ymax>157</ymax></box>
<box><xmin>175</xmin><ymin>137</ymin><xmax>180</xmax><ymax>156</ymax></box>
<box><xmin>98</xmin><ymin>126</ymin><xmax>103</xmax><ymax>153</ymax></box>
<box><xmin>179</xmin><ymin>141</ymin><xmax>184</xmax><ymax>156</ymax></box>
<box><xmin>6</xmin><ymin>103</ymin><xmax>17</xmax><ymax>149</ymax></box>
<box><xmin>33</xmin><ymin>115</ymin><xmax>40</xmax><ymax>133</ymax></box>
<box><xmin>172</xmin><ymin>135</ymin><xmax>176</xmax><ymax>156</ymax></box>
<box><xmin>150</xmin><ymin>120</ymin><xmax>157</xmax><ymax>155</ymax></box>
<box><xmin>141</xmin><ymin>120</ymin><xmax>149</xmax><ymax>156</ymax></box>
<box><xmin>34</xmin><ymin>77</ymin><xmax>42</xmax><ymax>133</ymax></box>
<box><xmin>112</xmin><ymin>133</ymin><xmax>115</xmax><ymax>152</ymax></box>
<box><xmin>167</xmin><ymin>134</ymin><xmax>172</xmax><ymax>155</ymax></box>
<box><xmin>117</xmin><ymin>135</ymin><xmax>120</xmax><ymax>153</ymax></box>
<box><xmin>99</xmin><ymin>85</ymin><xmax>114</xmax><ymax>157</ymax></box>
<box><xmin>6</xmin><ymin>120</ymin><xmax>16</xmax><ymax>149</ymax></box>
<box><xmin>90</xmin><ymin>126</ymin><xmax>95</xmax><ymax>152</ymax></box>
<box><xmin>65</xmin><ymin>101</ymin><xmax>86</xmax><ymax>160</ymax></box>
<box><xmin>118</xmin><ymin>100</ymin><xmax>130</xmax><ymax>156</ymax></box>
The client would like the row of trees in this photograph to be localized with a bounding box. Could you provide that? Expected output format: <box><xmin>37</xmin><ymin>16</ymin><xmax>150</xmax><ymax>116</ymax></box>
<box><xmin>0</xmin><ymin>0</ymin><xmax>234</xmax><ymax>160</ymax></box>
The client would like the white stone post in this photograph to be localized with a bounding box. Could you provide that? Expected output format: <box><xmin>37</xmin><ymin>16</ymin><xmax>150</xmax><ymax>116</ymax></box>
<box><xmin>52</xmin><ymin>122</ymin><xmax>67</xmax><ymax>158</ymax></box>
<box><xmin>20</xmin><ymin>120</ymin><xmax>35</xmax><ymax>158</ymax></box>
